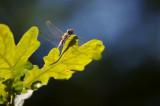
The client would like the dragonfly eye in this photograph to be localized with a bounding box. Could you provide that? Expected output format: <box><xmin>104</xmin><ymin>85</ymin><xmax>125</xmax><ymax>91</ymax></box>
<box><xmin>67</xmin><ymin>29</ymin><xmax>73</xmax><ymax>35</ymax></box>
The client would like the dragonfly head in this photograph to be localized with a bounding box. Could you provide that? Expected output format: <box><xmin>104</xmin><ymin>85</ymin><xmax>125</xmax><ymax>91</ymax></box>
<box><xmin>67</xmin><ymin>29</ymin><xmax>73</xmax><ymax>35</ymax></box>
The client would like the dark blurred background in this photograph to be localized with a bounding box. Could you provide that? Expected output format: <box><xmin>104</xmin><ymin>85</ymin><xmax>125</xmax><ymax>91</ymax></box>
<box><xmin>1</xmin><ymin>0</ymin><xmax>160</xmax><ymax>106</ymax></box>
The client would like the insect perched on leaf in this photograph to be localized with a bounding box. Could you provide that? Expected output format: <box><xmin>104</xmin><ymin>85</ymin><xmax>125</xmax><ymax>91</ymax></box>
<box><xmin>40</xmin><ymin>20</ymin><xmax>89</xmax><ymax>51</ymax></box>
<box><xmin>45</xmin><ymin>21</ymin><xmax>74</xmax><ymax>49</ymax></box>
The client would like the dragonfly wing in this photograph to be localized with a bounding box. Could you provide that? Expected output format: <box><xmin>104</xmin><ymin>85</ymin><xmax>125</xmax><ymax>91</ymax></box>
<box><xmin>77</xmin><ymin>36</ymin><xmax>91</xmax><ymax>46</ymax></box>
<box><xmin>46</xmin><ymin>20</ymin><xmax>64</xmax><ymax>37</ymax></box>
<box><xmin>39</xmin><ymin>33</ymin><xmax>61</xmax><ymax>47</ymax></box>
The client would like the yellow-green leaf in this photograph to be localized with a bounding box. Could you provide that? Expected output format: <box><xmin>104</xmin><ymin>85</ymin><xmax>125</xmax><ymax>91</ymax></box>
<box><xmin>24</xmin><ymin>35</ymin><xmax>105</xmax><ymax>89</ymax></box>
<box><xmin>0</xmin><ymin>81</ymin><xmax>8</xmax><ymax>104</ymax></box>
<box><xmin>0</xmin><ymin>24</ymin><xmax>16</xmax><ymax>79</ymax></box>
<box><xmin>0</xmin><ymin>24</ymin><xmax>40</xmax><ymax>79</ymax></box>
<box><xmin>0</xmin><ymin>24</ymin><xmax>40</xmax><ymax>100</ymax></box>
<box><xmin>0</xmin><ymin>23</ymin><xmax>105</xmax><ymax>105</ymax></box>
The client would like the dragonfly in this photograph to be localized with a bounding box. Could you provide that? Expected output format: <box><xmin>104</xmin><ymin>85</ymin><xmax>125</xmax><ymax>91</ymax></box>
<box><xmin>45</xmin><ymin>20</ymin><xmax>74</xmax><ymax>49</ymax></box>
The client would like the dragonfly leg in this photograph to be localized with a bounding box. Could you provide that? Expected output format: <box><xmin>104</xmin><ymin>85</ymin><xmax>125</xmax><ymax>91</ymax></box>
<box><xmin>58</xmin><ymin>40</ymin><xmax>63</xmax><ymax>49</ymax></box>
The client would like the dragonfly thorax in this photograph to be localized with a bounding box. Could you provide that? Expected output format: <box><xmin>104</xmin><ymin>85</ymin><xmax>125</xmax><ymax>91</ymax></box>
<box><xmin>46</xmin><ymin>20</ymin><xmax>74</xmax><ymax>49</ymax></box>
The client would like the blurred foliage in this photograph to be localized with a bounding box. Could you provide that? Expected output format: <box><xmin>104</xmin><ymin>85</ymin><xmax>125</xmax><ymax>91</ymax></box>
<box><xmin>146</xmin><ymin>0</ymin><xmax>160</xmax><ymax>11</ymax></box>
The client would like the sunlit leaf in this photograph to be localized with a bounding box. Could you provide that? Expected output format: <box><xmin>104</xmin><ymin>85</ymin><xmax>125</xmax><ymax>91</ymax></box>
<box><xmin>0</xmin><ymin>81</ymin><xmax>8</xmax><ymax>104</ymax></box>
<box><xmin>0</xmin><ymin>24</ymin><xmax>105</xmax><ymax>105</ymax></box>
<box><xmin>24</xmin><ymin>35</ymin><xmax>105</xmax><ymax>89</ymax></box>
<box><xmin>0</xmin><ymin>24</ymin><xmax>40</xmax><ymax>103</ymax></box>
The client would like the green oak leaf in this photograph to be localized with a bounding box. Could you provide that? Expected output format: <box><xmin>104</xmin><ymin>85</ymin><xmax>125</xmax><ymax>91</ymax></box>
<box><xmin>24</xmin><ymin>35</ymin><xmax>105</xmax><ymax>89</ymax></box>
<box><xmin>0</xmin><ymin>81</ymin><xmax>8</xmax><ymax>104</ymax></box>
<box><xmin>0</xmin><ymin>23</ymin><xmax>105</xmax><ymax>105</ymax></box>
<box><xmin>0</xmin><ymin>24</ymin><xmax>40</xmax><ymax>79</ymax></box>
<box><xmin>0</xmin><ymin>24</ymin><xmax>40</xmax><ymax>102</ymax></box>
